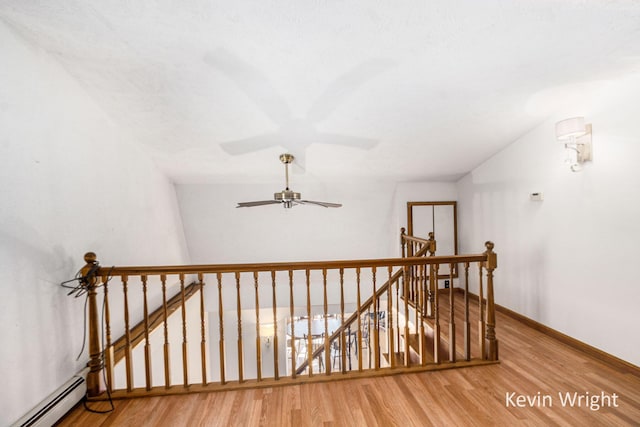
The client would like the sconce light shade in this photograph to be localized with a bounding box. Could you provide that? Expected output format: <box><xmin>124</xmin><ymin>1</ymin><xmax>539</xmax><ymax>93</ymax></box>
<box><xmin>555</xmin><ymin>117</ymin><xmax>586</xmax><ymax>141</ymax></box>
<box><xmin>259</xmin><ymin>323</ymin><xmax>275</xmax><ymax>347</ymax></box>
<box><xmin>555</xmin><ymin>116</ymin><xmax>592</xmax><ymax>172</ymax></box>
<box><xmin>259</xmin><ymin>323</ymin><xmax>275</xmax><ymax>337</ymax></box>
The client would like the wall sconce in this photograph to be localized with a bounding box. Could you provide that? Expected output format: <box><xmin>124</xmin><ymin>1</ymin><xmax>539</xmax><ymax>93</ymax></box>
<box><xmin>259</xmin><ymin>323</ymin><xmax>275</xmax><ymax>348</ymax></box>
<box><xmin>555</xmin><ymin>116</ymin><xmax>592</xmax><ymax>172</ymax></box>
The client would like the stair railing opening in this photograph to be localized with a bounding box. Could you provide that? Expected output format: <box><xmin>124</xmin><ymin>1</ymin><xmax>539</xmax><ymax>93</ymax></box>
<box><xmin>80</xmin><ymin>230</ymin><xmax>498</xmax><ymax>399</ymax></box>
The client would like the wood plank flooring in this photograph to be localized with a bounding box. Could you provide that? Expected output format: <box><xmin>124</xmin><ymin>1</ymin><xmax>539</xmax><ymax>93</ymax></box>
<box><xmin>56</xmin><ymin>305</ymin><xmax>640</xmax><ymax>426</ymax></box>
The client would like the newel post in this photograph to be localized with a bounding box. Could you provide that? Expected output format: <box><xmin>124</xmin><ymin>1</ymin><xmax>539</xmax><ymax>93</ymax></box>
<box><xmin>81</xmin><ymin>252</ymin><xmax>105</xmax><ymax>396</ymax></box>
<box><xmin>428</xmin><ymin>232</ymin><xmax>437</xmax><ymax>256</ymax></box>
<box><xmin>400</xmin><ymin>227</ymin><xmax>406</xmax><ymax>258</ymax></box>
<box><xmin>483</xmin><ymin>242</ymin><xmax>499</xmax><ymax>361</ymax></box>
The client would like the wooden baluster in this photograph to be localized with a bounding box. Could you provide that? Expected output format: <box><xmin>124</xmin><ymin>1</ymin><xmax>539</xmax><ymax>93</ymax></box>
<box><xmin>416</xmin><ymin>263</ymin><xmax>422</xmax><ymax>327</ymax></box>
<box><xmin>217</xmin><ymin>273</ymin><xmax>226</xmax><ymax>385</ymax></box>
<box><xmin>396</xmin><ymin>236</ymin><xmax>409</xmax><ymax>365</ymax></box>
<box><xmin>322</xmin><ymin>269</ymin><xmax>330</xmax><ymax>374</ymax></box>
<box><xmin>305</xmin><ymin>269</ymin><xmax>314</xmax><ymax>377</ymax></box>
<box><xmin>395</xmin><ymin>269</ymin><xmax>400</xmax><ymax>364</ymax></box>
<box><xmin>372</xmin><ymin>267</ymin><xmax>379</xmax><ymax>370</ymax></box>
<box><xmin>484</xmin><ymin>242</ymin><xmax>499</xmax><ymax>361</ymax></box>
<box><xmin>81</xmin><ymin>253</ymin><xmax>104</xmax><ymax>397</ymax></box>
<box><xmin>463</xmin><ymin>262</ymin><xmax>471</xmax><ymax>361</ymax></box>
<box><xmin>428</xmin><ymin>232</ymin><xmax>436</xmax><ymax>256</ymax></box>
<box><xmin>122</xmin><ymin>274</ymin><xmax>132</xmax><ymax>392</ymax></box>
<box><xmin>420</xmin><ymin>264</ymin><xmax>430</xmax><ymax>319</ymax></box>
<box><xmin>179</xmin><ymin>273</ymin><xmax>188</xmax><ymax>387</ymax></box>
<box><xmin>235</xmin><ymin>272</ymin><xmax>244</xmax><ymax>383</ymax></box>
<box><xmin>339</xmin><ymin>268</ymin><xmax>346</xmax><ymax>373</ymax></box>
<box><xmin>407</xmin><ymin>230</ymin><xmax>414</xmax><ymax>257</ymax></box>
<box><xmin>412</xmin><ymin>242</ymin><xmax>424</xmax><ymax>306</ymax></box>
<box><xmin>411</xmin><ymin>242</ymin><xmax>417</xmax><ymax>302</ymax></box>
<box><xmin>408</xmin><ymin>242</ymin><xmax>413</xmax><ymax>302</ymax></box>
<box><xmin>428</xmin><ymin>262</ymin><xmax>435</xmax><ymax>319</ymax></box>
<box><xmin>102</xmin><ymin>273</ymin><xmax>113</xmax><ymax>393</ymax></box>
<box><xmin>271</xmin><ymin>271</ymin><xmax>279</xmax><ymax>380</ymax></box>
<box><xmin>356</xmin><ymin>268</ymin><xmax>363</xmax><ymax>371</ymax></box>
<box><xmin>423</xmin><ymin>262</ymin><xmax>429</xmax><ymax>318</ymax></box>
<box><xmin>400</xmin><ymin>229</ymin><xmax>406</xmax><ymax>305</ymax></box>
<box><xmin>161</xmin><ymin>274</ymin><xmax>171</xmax><ymax>388</ymax></box>
<box><xmin>432</xmin><ymin>264</ymin><xmax>441</xmax><ymax>364</ymax></box>
<box><xmin>428</xmin><ymin>232</ymin><xmax>437</xmax><ymax>318</ymax></box>
<box><xmin>418</xmin><ymin>264</ymin><xmax>426</xmax><ymax>366</ymax></box>
<box><xmin>289</xmin><ymin>270</ymin><xmax>296</xmax><ymax>379</ymax></box>
<box><xmin>254</xmin><ymin>272</ymin><xmax>262</xmax><ymax>382</ymax></box>
<box><xmin>198</xmin><ymin>273</ymin><xmax>207</xmax><ymax>386</ymax></box>
<box><xmin>478</xmin><ymin>261</ymin><xmax>486</xmax><ymax>360</ymax></box>
<box><xmin>408</xmin><ymin>242</ymin><xmax>413</xmax><ymax>301</ymax></box>
<box><xmin>141</xmin><ymin>275</ymin><xmax>152</xmax><ymax>390</ymax></box>
<box><xmin>448</xmin><ymin>263</ymin><xmax>456</xmax><ymax>363</ymax></box>
<box><xmin>403</xmin><ymin>266</ymin><xmax>410</xmax><ymax>367</ymax></box>
<box><xmin>387</xmin><ymin>266</ymin><xmax>395</xmax><ymax>369</ymax></box>
<box><xmin>415</xmin><ymin>264</ymin><xmax>428</xmax><ymax>320</ymax></box>
<box><xmin>367</xmin><ymin>307</ymin><xmax>372</xmax><ymax>369</ymax></box>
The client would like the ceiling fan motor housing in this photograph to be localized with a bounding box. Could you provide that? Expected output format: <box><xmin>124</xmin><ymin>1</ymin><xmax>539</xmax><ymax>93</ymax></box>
<box><xmin>274</xmin><ymin>190</ymin><xmax>300</xmax><ymax>202</ymax></box>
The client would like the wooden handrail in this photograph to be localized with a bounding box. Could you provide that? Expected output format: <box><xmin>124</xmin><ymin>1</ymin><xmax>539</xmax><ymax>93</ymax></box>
<box><xmin>93</xmin><ymin>254</ymin><xmax>487</xmax><ymax>277</ymax></box>
<box><xmin>402</xmin><ymin>235</ymin><xmax>432</xmax><ymax>245</ymax></box>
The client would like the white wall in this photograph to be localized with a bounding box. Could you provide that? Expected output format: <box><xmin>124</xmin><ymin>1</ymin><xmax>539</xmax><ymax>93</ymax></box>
<box><xmin>0</xmin><ymin>22</ymin><xmax>190</xmax><ymax>425</ymax></box>
<box><xmin>457</xmin><ymin>73</ymin><xmax>640</xmax><ymax>366</ymax></box>
<box><xmin>176</xmin><ymin>180</ymin><xmax>457</xmax><ymax>264</ymax></box>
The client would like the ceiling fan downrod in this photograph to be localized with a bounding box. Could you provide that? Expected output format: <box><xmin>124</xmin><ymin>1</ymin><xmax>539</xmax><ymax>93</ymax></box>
<box><xmin>279</xmin><ymin>153</ymin><xmax>294</xmax><ymax>190</ymax></box>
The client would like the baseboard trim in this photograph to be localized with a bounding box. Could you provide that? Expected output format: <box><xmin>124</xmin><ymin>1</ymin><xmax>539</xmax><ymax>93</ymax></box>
<box><xmin>454</xmin><ymin>288</ymin><xmax>640</xmax><ymax>376</ymax></box>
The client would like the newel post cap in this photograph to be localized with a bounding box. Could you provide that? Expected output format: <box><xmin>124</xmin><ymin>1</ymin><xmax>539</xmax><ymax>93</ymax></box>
<box><xmin>84</xmin><ymin>252</ymin><xmax>97</xmax><ymax>264</ymax></box>
<box><xmin>484</xmin><ymin>241</ymin><xmax>497</xmax><ymax>270</ymax></box>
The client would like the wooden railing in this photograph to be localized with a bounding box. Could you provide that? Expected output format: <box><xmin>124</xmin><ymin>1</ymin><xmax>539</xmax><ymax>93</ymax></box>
<box><xmin>400</xmin><ymin>228</ymin><xmax>436</xmax><ymax>316</ymax></box>
<box><xmin>295</xmin><ymin>233</ymin><xmax>434</xmax><ymax>374</ymax></box>
<box><xmin>80</xmin><ymin>232</ymin><xmax>498</xmax><ymax>399</ymax></box>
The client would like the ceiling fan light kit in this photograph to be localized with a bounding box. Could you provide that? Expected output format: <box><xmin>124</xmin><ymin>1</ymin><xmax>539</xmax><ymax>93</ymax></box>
<box><xmin>236</xmin><ymin>154</ymin><xmax>342</xmax><ymax>209</ymax></box>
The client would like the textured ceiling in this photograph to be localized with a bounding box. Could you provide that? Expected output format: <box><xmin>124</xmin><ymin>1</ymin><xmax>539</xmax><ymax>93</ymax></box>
<box><xmin>2</xmin><ymin>1</ymin><xmax>640</xmax><ymax>183</ymax></box>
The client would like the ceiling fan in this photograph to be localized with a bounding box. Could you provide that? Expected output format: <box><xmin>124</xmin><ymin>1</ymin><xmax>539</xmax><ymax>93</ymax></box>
<box><xmin>237</xmin><ymin>154</ymin><xmax>342</xmax><ymax>209</ymax></box>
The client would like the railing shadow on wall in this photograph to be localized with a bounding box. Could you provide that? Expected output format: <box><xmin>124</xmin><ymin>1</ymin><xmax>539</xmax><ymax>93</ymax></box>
<box><xmin>79</xmin><ymin>230</ymin><xmax>498</xmax><ymax>400</ymax></box>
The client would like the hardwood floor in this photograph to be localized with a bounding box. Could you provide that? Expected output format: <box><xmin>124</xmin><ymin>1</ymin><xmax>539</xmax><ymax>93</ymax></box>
<box><xmin>57</xmin><ymin>307</ymin><xmax>640</xmax><ymax>426</ymax></box>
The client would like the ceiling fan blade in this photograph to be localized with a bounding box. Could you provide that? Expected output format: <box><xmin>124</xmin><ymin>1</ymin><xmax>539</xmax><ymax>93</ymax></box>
<box><xmin>237</xmin><ymin>200</ymin><xmax>282</xmax><ymax>208</ymax></box>
<box><xmin>298</xmin><ymin>200</ymin><xmax>342</xmax><ymax>208</ymax></box>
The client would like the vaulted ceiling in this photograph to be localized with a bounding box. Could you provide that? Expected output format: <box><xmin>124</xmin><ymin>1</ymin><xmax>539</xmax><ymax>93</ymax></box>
<box><xmin>2</xmin><ymin>1</ymin><xmax>640</xmax><ymax>184</ymax></box>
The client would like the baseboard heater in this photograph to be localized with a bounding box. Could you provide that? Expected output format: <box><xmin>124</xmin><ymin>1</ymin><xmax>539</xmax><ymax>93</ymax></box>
<box><xmin>12</xmin><ymin>368</ymin><xmax>88</xmax><ymax>427</ymax></box>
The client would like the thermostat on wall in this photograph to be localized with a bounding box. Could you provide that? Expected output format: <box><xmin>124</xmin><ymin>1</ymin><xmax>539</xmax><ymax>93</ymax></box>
<box><xmin>530</xmin><ymin>192</ymin><xmax>544</xmax><ymax>201</ymax></box>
